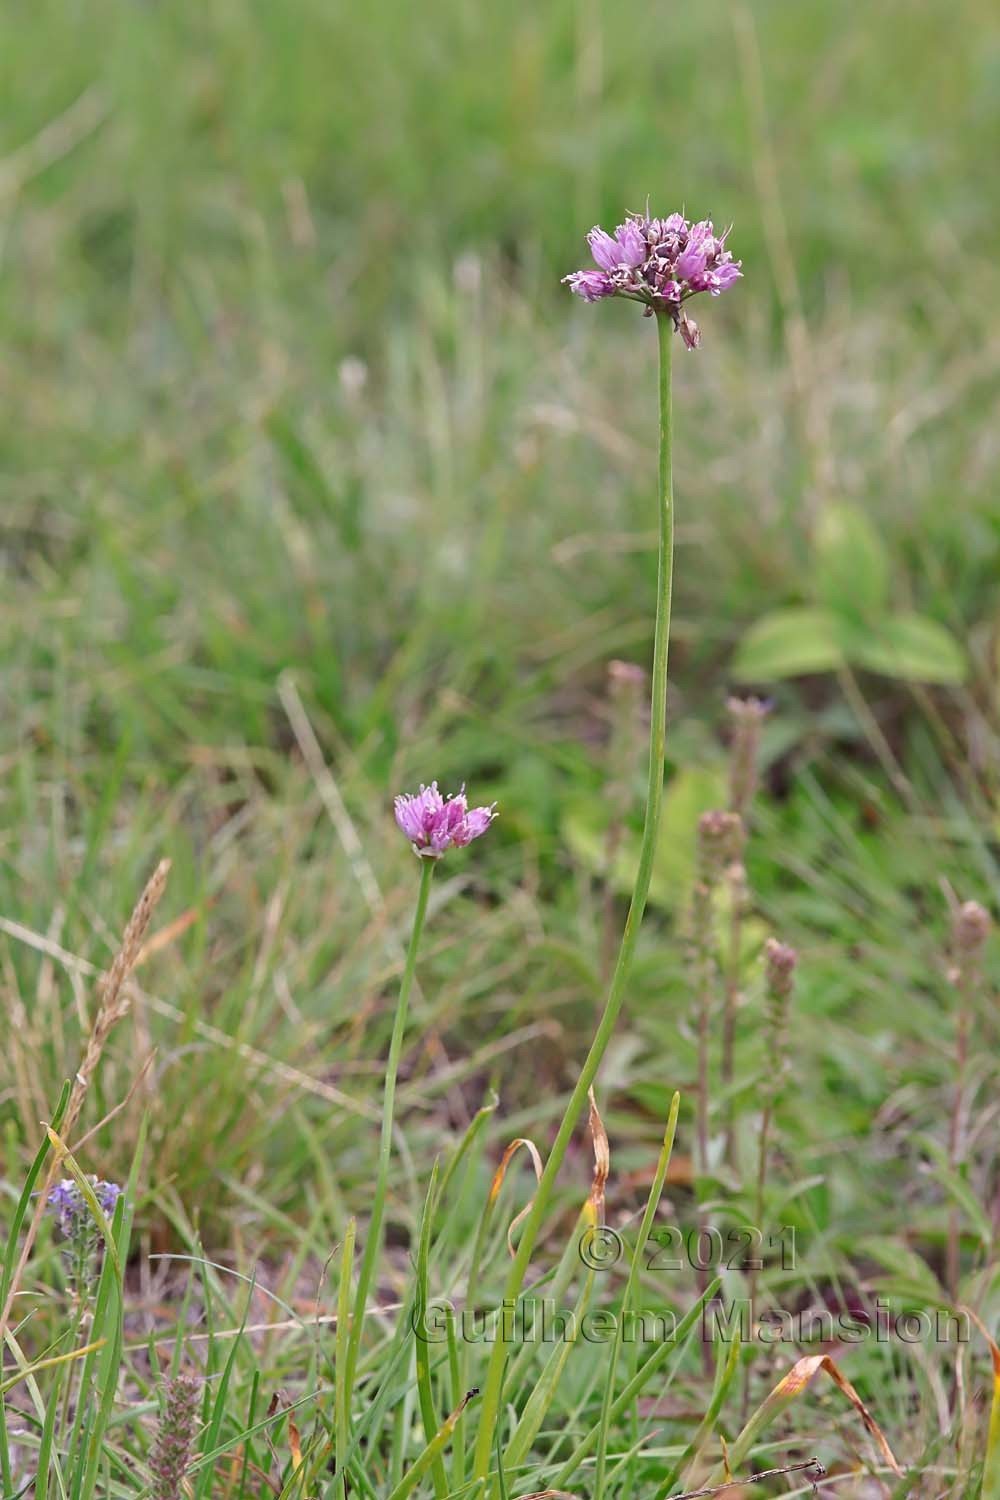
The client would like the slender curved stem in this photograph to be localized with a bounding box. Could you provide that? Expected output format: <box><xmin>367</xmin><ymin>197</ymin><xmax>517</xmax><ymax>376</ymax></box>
<box><xmin>471</xmin><ymin>311</ymin><xmax>675</xmax><ymax>1479</ymax></box>
<box><xmin>345</xmin><ymin>856</ymin><xmax>435</xmax><ymax>1397</ymax></box>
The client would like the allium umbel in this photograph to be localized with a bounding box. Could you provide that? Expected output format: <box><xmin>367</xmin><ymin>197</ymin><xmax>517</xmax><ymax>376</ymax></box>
<box><xmin>563</xmin><ymin>211</ymin><xmax>742</xmax><ymax>346</ymax></box>
<box><xmin>394</xmin><ymin>782</ymin><xmax>496</xmax><ymax>858</ymax></box>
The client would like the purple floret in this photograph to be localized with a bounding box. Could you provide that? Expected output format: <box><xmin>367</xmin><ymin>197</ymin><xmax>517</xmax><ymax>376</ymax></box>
<box><xmin>562</xmin><ymin>270</ymin><xmax>614</xmax><ymax>303</ymax></box>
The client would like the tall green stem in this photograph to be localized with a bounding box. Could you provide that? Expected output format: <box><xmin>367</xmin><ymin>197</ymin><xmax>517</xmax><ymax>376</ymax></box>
<box><xmin>345</xmin><ymin>856</ymin><xmax>435</xmax><ymax>1397</ymax></box>
<box><xmin>471</xmin><ymin>312</ymin><xmax>674</xmax><ymax>1479</ymax></box>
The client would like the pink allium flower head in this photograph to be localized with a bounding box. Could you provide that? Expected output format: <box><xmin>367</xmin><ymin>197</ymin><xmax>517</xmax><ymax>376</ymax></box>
<box><xmin>394</xmin><ymin>782</ymin><xmax>497</xmax><ymax>858</ymax></box>
<box><xmin>563</xmin><ymin>210</ymin><xmax>742</xmax><ymax>344</ymax></box>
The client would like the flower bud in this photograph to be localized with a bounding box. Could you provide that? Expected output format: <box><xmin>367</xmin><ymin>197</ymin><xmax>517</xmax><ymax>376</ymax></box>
<box><xmin>952</xmin><ymin>900</ymin><xmax>991</xmax><ymax>961</ymax></box>
<box><xmin>697</xmin><ymin>809</ymin><xmax>744</xmax><ymax>881</ymax></box>
<box><xmin>727</xmin><ymin>696</ymin><xmax>770</xmax><ymax>819</ymax></box>
<box><xmin>764</xmin><ymin>937</ymin><xmax>798</xmax><ymax>999</ymax></box>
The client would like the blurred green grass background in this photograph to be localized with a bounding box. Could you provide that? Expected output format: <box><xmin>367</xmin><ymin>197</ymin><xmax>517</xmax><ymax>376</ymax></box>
<box><xmin>2</xmin><ymin>0</ymin><xmax>999</xmax><ymax>1254</ymax></box>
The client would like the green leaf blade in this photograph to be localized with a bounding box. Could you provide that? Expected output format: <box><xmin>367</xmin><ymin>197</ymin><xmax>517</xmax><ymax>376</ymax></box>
<box><xmin>732</xmin><ymin>608</ymin><xmax>843</xmax><ymax>681</ymax></box>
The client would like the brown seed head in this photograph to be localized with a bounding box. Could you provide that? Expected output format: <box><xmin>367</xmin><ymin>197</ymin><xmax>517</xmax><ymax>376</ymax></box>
<box><xmin>764</xmin><ymin>937</ymin><xmax>798</xmax><ymax>999</ymax></box>
<box><xmin>697</xmin><ymin>809</ymin><xmax>744</xmax><ymax>880</ymax></box>
<box><xmin>727</xmin><ymin>696</ymin><xmax>770</xmax><ymax>818</ymax></box>
<box><xmin>952</xmin><ymin>900</ymin><xmax>991</xmax><ymax>961</ymax></box>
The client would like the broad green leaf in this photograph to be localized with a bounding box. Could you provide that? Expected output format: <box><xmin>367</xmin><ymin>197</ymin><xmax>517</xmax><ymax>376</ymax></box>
<box><xmin>851</xmin><ymin>611</ymin><xmax>966</xmax><ymax>684</ymax></box>
<box><xmin>814</xmin><ymin>502</ymin><xmax>890</xmax><ymax>619</ymax></box>
<box><xmin>732</xmin><ymin>608</ymin><xmax>843</xmax><ymax>681</ymax></box>
<box><xmin>562</xmin><ymin>765</ymin><xmax>727</xmax><ymax>910</ymax></box>
<box><xmin>649</xmin><ymin>765</ymin><xmax>729</xmax><ymax>904</ymax></box>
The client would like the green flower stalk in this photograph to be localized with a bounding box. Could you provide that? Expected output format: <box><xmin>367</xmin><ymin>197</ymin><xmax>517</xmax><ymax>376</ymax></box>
<box><xmin>472</xmin><ymin>212</ymin><xmax>743</xmax><ymax>1476</ymax></box>
<box><xmin>345</xmin><ymin>784</ymin><xmax>496</xmax><ymax>1397</ymax></box>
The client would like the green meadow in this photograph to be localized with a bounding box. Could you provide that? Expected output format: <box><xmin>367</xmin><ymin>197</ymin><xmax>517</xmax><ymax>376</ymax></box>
<box><xmin>2</xmin><ymin>0</ymin><xmax>999</xmax><ymax>1494</ymax></box>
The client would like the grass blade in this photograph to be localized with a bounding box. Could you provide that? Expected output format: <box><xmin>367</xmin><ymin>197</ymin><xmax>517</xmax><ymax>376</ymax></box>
<box><xmin>552</xmin><ymin>1277</ymin><xmax>721</xmax><ymax>1489</ymax></box>
<box><xmin>1</xmin><ymin>1083</ymin><xmax>70</xmax><ymax>1312</ymax></box>
<box><xmin>334</xmin><ymin>1216</ymin><xmax>357</xmax><ymax>1500</ymax></box>
<box><xmin>594</xmin><ymin>1091</ymin><xmax>679</xmax><ymax>1500</ymax></box>
<box><xmin>385</xmin><ymin>1390</ymin><xmax>480</xmax><ymax>1500</ymax></box>
<box><xmin>414</xmin><ymin>1161</ymin><xmax>450</xmax><ymax>1500</ymax></box>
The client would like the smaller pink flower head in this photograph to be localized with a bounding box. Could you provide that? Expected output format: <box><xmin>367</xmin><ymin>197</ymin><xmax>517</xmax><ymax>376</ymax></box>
<box><xmin>394</xmin><ymin>782</ymin><xmax>497</xmax><ymax>859</ymax></box>
<box><xmin>563</xmin><ymin>208</ymin><xmax>741</xmax><ymax>342</ymax></box>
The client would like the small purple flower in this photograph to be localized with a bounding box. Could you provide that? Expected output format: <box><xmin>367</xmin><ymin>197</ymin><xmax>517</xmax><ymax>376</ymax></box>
<box><xmin>97</xmin><ymin>1180</ymin><xmax>122</xmax><ymax>1216</ymax></box>
<box><xmin>563</xmin><ymin>270</ymin><xmax>614</xmax><ymax>303</ymax></box>
<box><xmin>613</xmin><ymin>219</ymin><xmax>647</xmax><ymax>267</ymax></box>
<box><xmin>46</xmin><ymin>1181</ymin><xmax>80</xmax><ymax>1238</ymax></box>
<box><xmin>648</xmin><ymin>212</ymin><xmax>686</xmax><ymax>243</ymax></box>
<box><xmin>46</xmin><ymin>1175</ymin><xmax>123</xmax><ymax>1300</ymax></box>
<box><xmin>394</xmin><ymin>782</ymin><xmax>497</xmax><ymax>859</ymax></box>
<box><xmin>709</xmin><ymin>262</ymin><xmax>743</xmax><ymax>293</ymax></box>
<box><xmin>563</xmin><ymin>209</ymin><xmax>742</xmax><ymax>344</ymax></box>
<box><xmin>586</xmin><ymin>228</ymin><xmax>621</xmax><ymax>272</ymax></box>
<box><xmin>47</xmin><ymin>1176</ymin><xmax>122</xmax><ymax>1236</ymax></box>
<box><xmin>675</xmin><ymin>227</ymin><xmax>714</xmax><ymax>282</ymax></box>
<box><xmin>587</xmin><ymin>222</ymin><xmax>646</xmax><ymax>272</ymax></box>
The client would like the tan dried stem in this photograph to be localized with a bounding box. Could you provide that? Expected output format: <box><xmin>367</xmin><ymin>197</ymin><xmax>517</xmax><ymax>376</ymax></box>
<box><xmin>0</xmin><ymin>860</ymin><xmax>170</xmax><ymax>1342</ymax></box>
<box><xmin>489</xmin><ymin>1137</ymin><xmax>544</xmax><ymax>1258</ymax></box>
<box><xmin>587</xmin><ymin>1086</ymin><xmax>610</xmax><ymax>1222</ymax></box>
